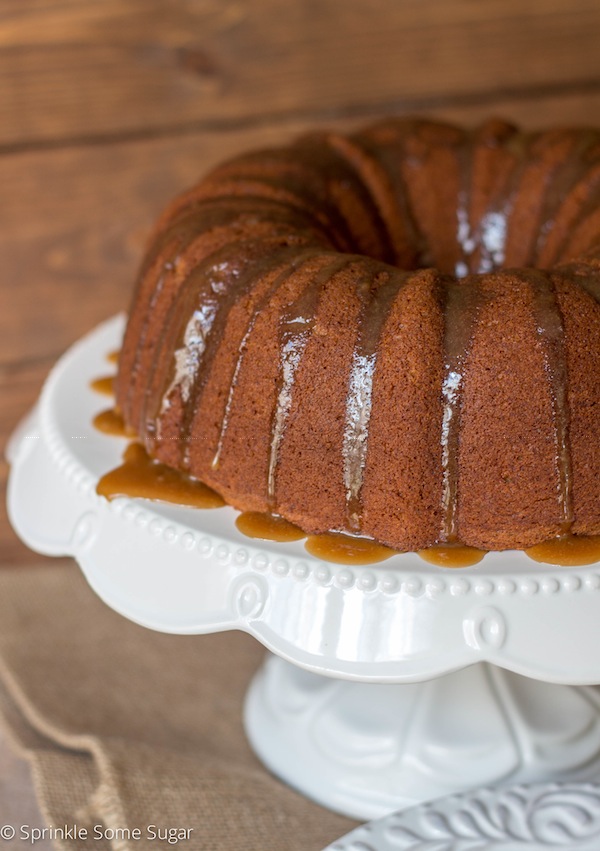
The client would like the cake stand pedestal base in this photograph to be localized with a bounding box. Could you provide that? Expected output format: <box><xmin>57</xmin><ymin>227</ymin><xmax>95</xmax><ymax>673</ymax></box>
<box><xmin>244</xmin><ymin>655</ymin><xmax>600</xmax><ymax>820</ymax></box>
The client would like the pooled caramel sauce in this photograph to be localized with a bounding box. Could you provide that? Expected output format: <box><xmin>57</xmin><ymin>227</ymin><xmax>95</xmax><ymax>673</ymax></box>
<box><xmin>106</xmin><ymin>349</ymin><xmax>120</xmax><ymax>364</ymax></box>
<box><xmin>90</xmin><ymin>375</ymin><xmax>115</xmax><ymax>396</ymax></box>
<box><xmin>418</xmin><ymin>544</ymin><xmax>487</xmax><ymax>568</ymax></box>
<box><xmin>305</xmin><ymin>533</ymin><xmax>397</xmax><ymax>565</ymax></box>
<box><xmin>92</xmin><ymin>389</ymin><xmax>599</xmax><ymax>567</ymax></box>
<box><xmin>236</xmin><ymin>511</ymin><xmax>305</xmax><ymax>542</ymax></box>
<box><xmin>92</xmin><ymin>408</ymin><xmax>135</xmax><ymax>438</ymax></box>
<box><xmin>96</xmin><ymin>442</ymin><xmax>225</xmax><ymax>508</ymax></box>
<box><xmin>525</xmin><ymin>534</ymin><xmax>600</xmax><ymax>566</ymax></box>
<box><xmin>94</xmin><ymin>432</ymin><xmax>600</xmax><ymax>567</ymax></box>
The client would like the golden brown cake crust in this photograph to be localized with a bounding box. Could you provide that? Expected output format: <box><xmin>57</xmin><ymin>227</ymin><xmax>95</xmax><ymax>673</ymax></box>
<box><xmin>115</xmin><ymin>117</ymin><xmax>600</xmax><ymax>551</ymax></box>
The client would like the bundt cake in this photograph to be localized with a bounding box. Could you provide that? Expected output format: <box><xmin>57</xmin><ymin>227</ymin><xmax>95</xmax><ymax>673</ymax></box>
<box><xmin>112</xmin><ymin>117</ymin><xmax>600</xmax><ymax>554</ymax></box>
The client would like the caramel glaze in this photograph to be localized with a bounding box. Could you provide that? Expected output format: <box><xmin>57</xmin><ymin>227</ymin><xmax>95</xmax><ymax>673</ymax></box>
<box><xmin>305</xmin><ymin>533</ymin><xmax>397</xmax><ymax>565</ymax></box>
<box><xmin>110</xmin><ymin>119</ymin><xmax>600</xmax><ymax>557</ymax></box>
<box><xmin>93</xmin><ymin>408</ymin><xmax>136</xmax><ymax>438</ymax></box>
<box><xmin>528</xmin><ymin>270</ymin><xmax>573</xmax><ymax>532</ymax></box>
<box><xmin>96</xmin><ymin>443</ymin><xmax>225</xmax><ymax>508</ymax></box>
<box><xmin>93</xmin><ymin>439</ymin><xmax>600</xmax><ymax>567</ymax></box>
<box><xmin>342</xmin><ymin>270</ymin><xmax>401</xmax><ymax>531</ymax></box>
<box><xmin>440</xmin><ymin>278</ymin><xmax>483</xmax><ymax>542</ymax></box>
<box><xmin>236</xmin><ymin>511</ymin><xmax>305</xmax><ymax>542</ymax></box>
<box><xmin>211</xmin><ymin>250</ymin><xmax>332</xmax><ymax>473</ymax></box>
<box><xmin>267</xmin><ymin>255</ymin><xmax>350</xmax><ymax>505</ymax></box>
<box><xmin>525</xmin><ymin>534</ymin><xmax>600</xmax><ymax>566</ymax></box>
<box><xmin>106</xmin><ymin>349</ymin><xmax>120</xmax><ymax>364</ymax></box>
<box><xmin>418</xmin><ymin>544</ymin><xmax>486</xmax><ymax>568</ymax></box>
<box><xmin>90</xmin><ymin>375</ymin><xmax>115</xmax><ymax>396</ymax></box>
<box><xmin>143</xmin><ymin>243</ymin><xmax>329</xmax><ymax>470</ymax></box>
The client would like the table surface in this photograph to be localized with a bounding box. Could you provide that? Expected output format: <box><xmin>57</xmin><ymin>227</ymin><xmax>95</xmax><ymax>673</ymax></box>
<box><xmin>1</xmin><ymin>1</ymin><xmax>600</xmax><ymax>840</ymax></box>
<box><xmin>2</xmin><ymin>0</ymin><xmax>600</xmax><ymax>568</ymax></box>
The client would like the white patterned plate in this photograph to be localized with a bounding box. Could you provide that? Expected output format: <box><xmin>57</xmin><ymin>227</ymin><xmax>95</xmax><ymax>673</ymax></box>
<box><xmin>323</xmin><ymin>782</ymin><xmax>600</xmax><ymax>850</ymax></box>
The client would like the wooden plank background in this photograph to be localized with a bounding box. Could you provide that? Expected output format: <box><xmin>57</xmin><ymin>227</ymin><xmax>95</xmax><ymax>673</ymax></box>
<box><xmin>2</xmin><ymin>0</ymin><xmax>600</xmax><ymax>565</ymax></box>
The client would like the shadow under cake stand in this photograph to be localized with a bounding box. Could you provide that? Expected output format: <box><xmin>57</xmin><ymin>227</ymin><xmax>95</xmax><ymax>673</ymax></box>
<box><xmin>8</xmin><ymin>315</ymin><xmax>600</xmax><ymax>820</ymax></box>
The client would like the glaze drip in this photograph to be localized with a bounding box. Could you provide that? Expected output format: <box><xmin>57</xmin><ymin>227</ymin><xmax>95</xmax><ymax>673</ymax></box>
<box><xmin>529</xmin><ymin>271</ymin><xmax>573</xmax><ymax>531</ymax></box>
<box><xmin>235</xmin><ymin>511</ymin><xmax>305</xmax><ymax>542</ymax></box>
<box><xmin>476</xmin><ymin>130</ymin><xmax>529</xmax><ymax>269</ymax></box>
<box><xmin>96</xmin><ymin>442</ymin><xmax>225</xmax><ymax>508</ymax></box>
<box><xmin>142</xmin><ymin>248</ymin><xmax>250</xmax><ymax>454</ymax></box>
<box><xmin>525</xmin><ymin>534</ymin><xmax>600</xmax><ymax>566</ymax></box>
<box><xmin>211</xmin><ymin>250</ymin><xmax>324</xmax><ymax>471</ymax></box>
<box><xmin>164</xmin><ymin>300</ymin><xmax>219</xmax><ymax>406</ymax></box>
<box><xmin>121</xmin><ymin>195</ymin><xmax>334</xmax><ymax>430</ymax></box>
<box><xmin>133</xmin><ymin>225</ymin><xmax>238</xmax><ymax>439</ymax></box>
<box><xmin>148</xmin><ymin>240</ymin><xmax>309</xmax><ymax>466</ymax></box>
<box><xmin>477</xmin><ymin>212</ymin><xmax>507</xmax><ymax>272</ymax></box>
<box><xmin>267</xmin><ymin>330</ymin><xmax>308</xmax><ymax>498</ymax></box>
<box><xmin>305</xmin><ymin>532</ymin><xmax>397</xmax><ymax>564</ymax></box>
<box><xmin>140</xmin><ymin>269</ymin><xmax>204</xmax><ymax>441</ymax></box>
<box><xmin>470</xmin><ymin>120</ymin><xmax>519</xmax><ymax>275</ymax></box>
<box><xmin>440</xmin><ymin>278</ymin><xmax>481</xmax><ymax>542</ymax></box>
<box><xmin>455</xmin><ymin>202</ymin><xmax>474</xmax><ymax>278</ymax></box>
<box><xmin>113</xmin><ymin>118</ymin><xmax>600</xmax><ymax>554</ymax></box>
<box><xmin>455</xmin><ymin>128</ymin><xmax>475</xmax><ymax>278</ymax></box>
<box><xmin>90</xmin><ymin>375</ymin><xmax>115</xmax><ymax>396</ymax></box>
<box><xmin>267</xmin><ymin>256</ymin><xmax>350</xmax><ymax>504</ymax></box>
<box><xmin>93</xmin><ymin>408</ymin><xmax>134</xmax><ymax>437</ymax></box>
<box><xmin>124</xmin><ymin>266</ymin><xmax>168</xmax><ymax>422</ymax></box>
<box><xmin>418</xmin><ymin>544</ymin><xmax>486</xmax><ymax>567</ymax></box>
<box><xmin>342</xmin><ymin>272</ymin><xmax>400</xmax><ymax>530</ymax></box>
<box><xmin>343</xmin><ymin>349</ymin><xmax>376</xmax><ymax>528</ymax></box>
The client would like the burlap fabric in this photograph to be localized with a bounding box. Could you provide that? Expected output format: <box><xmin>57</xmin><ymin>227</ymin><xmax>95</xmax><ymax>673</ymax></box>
<box><xmin>0</xmin><ymin>564</ymin><xmax>356</xmax><ymax>850</ymax></box>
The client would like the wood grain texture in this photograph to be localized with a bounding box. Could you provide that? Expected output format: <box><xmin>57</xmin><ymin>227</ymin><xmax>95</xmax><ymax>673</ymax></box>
<box><xmin>1</xmin><ymin>0</ymin><xmax>600</xmax><ymax>149</ymax></box>
<box><xmin>4</xmin><ymin>92</ymin><xmax>600</xmax><ymax>370</ymax></box>
<box><xmin>3</xmin><ymin>0</ymin><xmax>600</xmax><ymax>564</ymax></box>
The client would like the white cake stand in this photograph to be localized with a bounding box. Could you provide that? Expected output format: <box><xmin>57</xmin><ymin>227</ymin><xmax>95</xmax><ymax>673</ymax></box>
<box><xmin>8</xmin><ymin>315</ymin><xmax>600</xmax><ymax>821</ymax></box>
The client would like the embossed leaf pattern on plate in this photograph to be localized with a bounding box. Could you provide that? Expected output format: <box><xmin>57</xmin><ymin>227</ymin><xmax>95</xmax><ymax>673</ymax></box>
<box><xmin>326</xmin><ymin>784</ymin><xmax>600</xmax><ymax>850</ymax></box>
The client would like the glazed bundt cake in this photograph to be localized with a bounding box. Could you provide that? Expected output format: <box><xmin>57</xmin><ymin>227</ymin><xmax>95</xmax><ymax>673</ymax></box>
<box><xmin>113</xmin><ymin>117</ymin><xmax>600</xmax><ymax>553</ymax></box>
